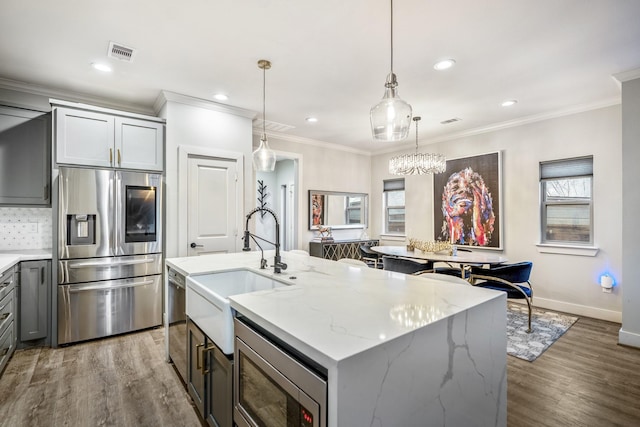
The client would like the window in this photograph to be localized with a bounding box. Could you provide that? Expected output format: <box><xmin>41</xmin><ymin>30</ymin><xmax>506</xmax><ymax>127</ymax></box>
<box><xmin>383</xmin><ymin>179</ymin><xmax>405</xmax><ymax>234</ymax></box>
<box><xmin>345</xmin><ymin>196</ymin><xmax>362</xmax><ymax>224</ymax></box>
<box><xmin>540</xmin><ymin>157</ymin><xmax>593</xmax><ymax>244</ymax></box>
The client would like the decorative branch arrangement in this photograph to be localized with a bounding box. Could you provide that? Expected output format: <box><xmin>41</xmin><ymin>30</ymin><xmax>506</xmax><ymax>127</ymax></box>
<box><xmin>257</xmin><ymin>180</ymin><xmax>268</xmax><ymax>218</ymax></box>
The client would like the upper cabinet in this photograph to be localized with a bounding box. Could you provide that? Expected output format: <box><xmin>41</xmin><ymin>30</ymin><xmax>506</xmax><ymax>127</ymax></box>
<box><xmin>0</xmin><ymin>106</ymin><xmax>51</xmax><ymax>206</ymax></box>
<box><xmin>54</xmin><ymin>104</ymin><xmax>164</xmax><ymax>172</ymax></box>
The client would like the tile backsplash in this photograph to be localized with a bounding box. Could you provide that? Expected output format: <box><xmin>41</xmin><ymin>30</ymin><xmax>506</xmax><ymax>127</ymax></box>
<box><xmin>0</xmin><ymin>207</ymin><xmax>52</xmax><ymax>250</ymax></box>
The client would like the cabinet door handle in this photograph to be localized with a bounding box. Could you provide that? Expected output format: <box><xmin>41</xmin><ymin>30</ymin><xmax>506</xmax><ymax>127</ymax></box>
<box><xmin>109</xmin><ymin>148</ymin><xmax>113</xmax><ymax>165</ymax></box>
<box><xmin>195</xmin><ymin>342</ymin><xmax>204</xmax><ymax>372</ymax></box>
<box><xmin>117</xmin><ymin>149</ymin><xmax>121</xmax><ymax>166</ymax></box>
<box><xmin>41</xmin><ymin>266</ymin><xmax>45</xmax><ymax>284</ymax></box>
<box><xmin>0</xmin><ymin>313</ymin><xmax>9</xmax><ymax>321</ymax></box>
<box><xmin>200</xmin><ymin>344</ymin><xmax>216</xmax><ymax>375</ymax></box>
<box><xmin>1</xmin><ymin>348</ymin><xmax>8</xmax><ymax>357</ymax></box>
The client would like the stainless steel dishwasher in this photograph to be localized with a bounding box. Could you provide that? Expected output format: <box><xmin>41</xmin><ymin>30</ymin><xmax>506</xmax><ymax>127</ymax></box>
<box><xmin>167</xmin><ymin>268</ymin><xmax>187</xmax><ymax>382</ymax></box>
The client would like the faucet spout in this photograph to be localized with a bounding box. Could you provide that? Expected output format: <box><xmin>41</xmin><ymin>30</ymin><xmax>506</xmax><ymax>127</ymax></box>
<box><xmin>243</xmin><ymin>207</ymin><xmax>287</xmax><ymax>273</ymax></box>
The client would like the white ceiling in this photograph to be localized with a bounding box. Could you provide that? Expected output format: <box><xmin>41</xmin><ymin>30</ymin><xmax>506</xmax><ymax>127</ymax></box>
<box><xmin>1</xmin><ymin>0</ymin><xmax>639</xmax><ymax>152</ymax></box>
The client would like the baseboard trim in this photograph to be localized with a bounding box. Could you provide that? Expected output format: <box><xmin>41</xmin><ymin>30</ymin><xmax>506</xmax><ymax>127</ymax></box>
<box><xmin>526</xmin><ymin>297</ymin><xmax>622</xmax><ymax>323</ymax></box>
<box><xmin>619</xmin><ymin>328</ymin><xmax>640</xmax><ymax>348</ymax></box>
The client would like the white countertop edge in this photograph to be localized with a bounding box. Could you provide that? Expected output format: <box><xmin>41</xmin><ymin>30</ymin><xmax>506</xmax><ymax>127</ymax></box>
<box><xmin>0</xmin><ymin>249</ymin><xmax>53</xmax><ymax>273</ymax></box>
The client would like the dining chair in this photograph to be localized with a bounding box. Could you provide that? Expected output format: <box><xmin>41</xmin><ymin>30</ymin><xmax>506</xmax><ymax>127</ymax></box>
<box><xmin>414</xmin><ymin>272</ymin><xmax>470</xmax><ymax>285</ymax></box>
<box><xmin>382</xmin><ymin>256</ymin><xmax>434</xmax><ymax>274</ymax></box>
<box><xmin>337</xmin><ymin>258</ymin><xmax>368</xmax><ymax>267</ymax></box>
<box><xmin>359</xmin><ymin>244</ymin><xmax>382</xmax><ymax>269</ymax></box>
<box><xmin>469</xmin><ymin>261</ymin><xmax>534</xmax><ymax>332</ymax></box>
<box><xmin>288</xmin><ymin>249</ymin><xmax>310</xmax><ymax>256</ymax></box>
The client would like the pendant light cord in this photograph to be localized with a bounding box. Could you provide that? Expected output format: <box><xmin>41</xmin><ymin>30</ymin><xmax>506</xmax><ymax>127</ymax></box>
<box><xmin>262</xmin><ymin>65</ymin><xmax>266</xmax><ymax>137</ymax></box>
<box><xmin>414</xmin><ymin>116</ymin><xmax>420</xmax><ymax>153</ymax></box>
<box><xmin>390</xmin><ymin>0</ymin><xmax>394</xmax><ymax>73</ymax></box>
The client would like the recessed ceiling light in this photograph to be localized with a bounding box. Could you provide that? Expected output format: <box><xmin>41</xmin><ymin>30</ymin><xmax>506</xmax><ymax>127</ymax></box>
<box><xmin>305</xmin><ymin>117</ymin><xmax>318</xmax><ymax>123</ymax></box>
<box><xmin>501</xmin><ymin>100</ymin><xmax>518</xmax><ymax>107</ymax></box>
<box><xmin>433</xmin><ymin>59</ymin><xmax>456</xmax><ymax>71</ymax></box>
<box><xmin>91</xmin><ymin>62</ymin><xmax>112</xmax><ymax>72</ymax></box>
<box><xmin>213</xmin><ymin>93</ymin><xmax>229</xmax><ymax>101</ymax></box>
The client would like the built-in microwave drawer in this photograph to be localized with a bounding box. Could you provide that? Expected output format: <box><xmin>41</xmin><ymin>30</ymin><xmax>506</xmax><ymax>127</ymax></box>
<box><xmin>0</xmin><ymin>318</ymin><xmax>14</xmax><ymax>371</ymax></box>
<box><xmin>0</xmin><ymin>267</ymin><xmax>16</xmax><ymax>301</ymax></box>
<box><xmin>58</xmin><ymin>253</ymin><xmax>163</xmax><ymax>284</ymax></box>
<box><xmin>0</xmin><ymin>289</ymin><xmax>14</xmax><ymax>335</ymax></box>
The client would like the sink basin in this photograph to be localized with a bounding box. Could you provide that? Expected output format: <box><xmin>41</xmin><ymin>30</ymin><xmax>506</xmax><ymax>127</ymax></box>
<box><xmin>186</xmin><ymin>269</ymin><xmax>289</xmax><ymax>355</ymax></box>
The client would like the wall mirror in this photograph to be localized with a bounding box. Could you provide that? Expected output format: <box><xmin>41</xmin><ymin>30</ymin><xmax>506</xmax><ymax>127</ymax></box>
<box><xmin>308</xmin><ymin>190</ymin><xmax>368</xmax><ymax>230</ymax></box>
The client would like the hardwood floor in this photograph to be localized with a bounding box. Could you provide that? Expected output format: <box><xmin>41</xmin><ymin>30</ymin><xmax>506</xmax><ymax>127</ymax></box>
<box><xmin>0</xmin><ymin>316</ymin><xmax>639</xmax><ymax>427</ymax></box>
<box><xmin>508</xmin><ymin>316</ymin><xmax>640</xmax><ymax>427</ymax></box>
<box><xmin>0</xmin><ymin>328</ymin><xmax>202</xmax><ymax>427</ymax></box>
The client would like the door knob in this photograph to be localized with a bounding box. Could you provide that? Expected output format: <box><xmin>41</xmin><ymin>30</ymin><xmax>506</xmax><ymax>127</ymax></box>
<box><xmin>190</xmin><ymin>242</ymin><xmax>203</xmax><ymax>248</ymax></box>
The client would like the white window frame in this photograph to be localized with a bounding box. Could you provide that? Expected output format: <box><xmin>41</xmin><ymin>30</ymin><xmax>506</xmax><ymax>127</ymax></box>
<box><xmin>540</xmin><ymin>156</ymin><xmax>593</xmax><ymax>246</ymax></box>
<box><xmin>383</xmin><ymin>178</ymin><xmax>405</xmax><ymax>236</ymax></box>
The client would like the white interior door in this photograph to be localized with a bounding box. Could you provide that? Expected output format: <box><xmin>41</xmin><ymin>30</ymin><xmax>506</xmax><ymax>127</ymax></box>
<box><xmin>187</xmin><ymin>156</ymin><xmax>238</xmax><ymax>255</ymax></box>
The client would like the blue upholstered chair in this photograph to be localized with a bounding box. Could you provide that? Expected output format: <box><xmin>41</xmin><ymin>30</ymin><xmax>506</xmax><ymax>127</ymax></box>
<box><xmin>382</xmin><ymin>256</ymin><xmax>434</xmax><ymax>274</ymax></box>
<box><xmin>469</xmin><ymin>261</ymin><xmax>534</xmax><ymax>332</ymax></box>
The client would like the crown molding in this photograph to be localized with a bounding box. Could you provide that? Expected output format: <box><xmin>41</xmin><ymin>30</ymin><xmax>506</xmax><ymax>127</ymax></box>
<box><xmin>155</xmin><ymin>90</ymin><xmax>255</xmax><ymax>119</ymax></box>
<box><xmin>253</xmin><ymin>128</ymin><xmax>372</xmax><ymax>156</ymax></box>
<box><xmin>0</xmin><ymin>77</ymin><xmax>155</xmax><ymax>115</ymax></box>
<box><xmin>373</xmin><ymin>97</ymin><xmax>621</xmax><ymax>155</ymax></box>
<box><xmin>613</xmin><ymin>68</ymin><xmax>640</xmax><ymax>83</ymax></box>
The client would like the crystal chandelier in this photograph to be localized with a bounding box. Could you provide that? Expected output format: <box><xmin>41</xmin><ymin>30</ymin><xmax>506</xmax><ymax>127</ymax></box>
<box><xmin>252</xmin><ymin>59</ymin><xmax>277</xmax><ymax>172</ymax></box>
<box><xmin>370</xmin><ymin>0</ymin><xmax>412</xmax><ymax>142</ymax></box>
<box><xmin>389</xmin><ymin>117</ymin><xmax>446</xmax><ymax>175</ymax></box>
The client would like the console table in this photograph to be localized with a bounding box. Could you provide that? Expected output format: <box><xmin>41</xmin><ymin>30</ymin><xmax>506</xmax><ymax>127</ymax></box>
<box><xmin>309</xmin><ymin>239</ymin><xmax>379</xmax><ymax>261</ymax></box>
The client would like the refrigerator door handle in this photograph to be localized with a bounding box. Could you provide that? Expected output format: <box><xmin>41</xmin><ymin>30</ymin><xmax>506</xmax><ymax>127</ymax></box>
<box><xmin>65</xmin><ymin>279</ymin><xmax>155</xmax><ymax>293</ymax></box>
<box><xmin>67</xmin><ymin>258</ymin><xmax>156</xmax><ymax>268</ymax></box>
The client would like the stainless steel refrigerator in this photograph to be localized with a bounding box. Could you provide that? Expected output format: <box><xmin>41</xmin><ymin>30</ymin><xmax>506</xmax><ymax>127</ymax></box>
<box><xmin>57</xmin><ymin>166</ymin><xmax>163</xmax><ymax>345</ymax></box>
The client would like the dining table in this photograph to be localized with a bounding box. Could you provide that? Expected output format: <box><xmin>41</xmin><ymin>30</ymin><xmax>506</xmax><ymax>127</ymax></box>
<box><xmin>370</xmin><ymin>245</ymin><xmax>508</xmax><ymax>278</ymax></box>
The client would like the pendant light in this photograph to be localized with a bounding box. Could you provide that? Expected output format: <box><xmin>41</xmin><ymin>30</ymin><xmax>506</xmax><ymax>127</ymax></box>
<box><xmin>370</xmin><ymin>0</ymin><xmax>412</xmax><ymax>142</ymax></box>
<box><xmin>389</xmin><ymin>117</ymin><xmax>446</xmax><ymax>175</ymax></box>
<box><xmin>252</xmin><ymin>59</ymin><xmax>277</xmax><ymax>172</ymax></box>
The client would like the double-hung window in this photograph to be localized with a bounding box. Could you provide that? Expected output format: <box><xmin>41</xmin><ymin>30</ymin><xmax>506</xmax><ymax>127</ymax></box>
<box><xmin>345</xmin><ymin>196</ymin><xmax>362</xmax><ymax>224</ymax></box>
<box><xmin>383</xmin><ymin>179</ymin><xmax>405</xmax><ymax>235</ymax></box>
<box><xmin>540</xmin><ymin>156</ymin><xmax>593</xmax><ymax>244</ymax></box>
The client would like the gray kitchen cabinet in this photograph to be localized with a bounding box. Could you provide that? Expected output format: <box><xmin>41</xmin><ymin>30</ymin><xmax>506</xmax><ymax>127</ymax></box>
<box><xmin>54</xmin><ymin>105</ymin><xmax>164</xmax><ymax>171</ymax></box>
<box><xmin>0</xmin><ymin>265</ymin><xmax>17</xmax><ymax>374</ymax></box>
<box><xmin>19</xmin><ymin>260</ymin><xmax>50</xmax><ymax>342</ymax></box>
<box><xmin>0</xmin><ymin>106</ymin><xmax>51</xmax><ymax>206</ymax></box>
<box><xmin>187</xmin><ymin>318</ymin><xmax>233</xmax><ymax>427</ymax></box>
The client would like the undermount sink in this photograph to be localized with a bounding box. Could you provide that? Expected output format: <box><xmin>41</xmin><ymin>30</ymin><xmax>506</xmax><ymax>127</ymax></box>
<box><xmin>186</xmin><ymin>269</ymin><xmax>290</xmax><ymax>355</ymax></box>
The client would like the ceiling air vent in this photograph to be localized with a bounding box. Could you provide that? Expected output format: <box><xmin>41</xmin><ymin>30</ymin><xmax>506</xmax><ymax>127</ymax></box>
<box><xmin>108</xmin><ymin>41</ymin><xmax>136</xmax><ymax>62</ymax></box>
<box><xmin>253</xmin><ymin>119</ymin><xmax>295</xmax><ymax>133</ymax></box>
<box><xmin>440</xmin><ymin>117</ymin><xmax>462</xmax><ymax>125</ymax></box>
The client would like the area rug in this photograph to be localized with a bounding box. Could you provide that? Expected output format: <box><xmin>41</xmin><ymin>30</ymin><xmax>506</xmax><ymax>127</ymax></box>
<box><xmin>506</xmin><ymin>302</ymin><xmax>578</xmax><ymax>362</ymax></box>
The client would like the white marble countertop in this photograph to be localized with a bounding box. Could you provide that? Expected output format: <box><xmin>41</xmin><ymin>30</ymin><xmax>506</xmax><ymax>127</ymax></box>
<box><xmin>0</xmin><ymin>249</ymin><xmax>52</xmax><ymax>274</ymax></box>
<box><xmin>166</xmin><ymin>250</ymin><xmax>502</xmax><ymax>368</ymax></box>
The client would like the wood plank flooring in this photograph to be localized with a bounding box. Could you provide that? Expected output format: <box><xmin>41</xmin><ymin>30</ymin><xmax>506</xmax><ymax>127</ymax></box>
<box><xmin>0</xmin><ymin>328</ymin><xmax>202</xmax><ymax>427</ymax></box>
<box><xmin>0</xmin><ymin>316</ymin><xmax>639</xmax><ymax>427</ymax></box>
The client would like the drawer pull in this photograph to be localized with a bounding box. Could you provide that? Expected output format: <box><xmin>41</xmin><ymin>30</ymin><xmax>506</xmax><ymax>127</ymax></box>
<box><xmin>1</xmin><ymin>348</ymin><xmax>8</xmax><ymax>357</ymax></box>
<box><xmin>0</xmin><ymin>313</ymin><xmax>9</xmax><ymax>321</ymax></box>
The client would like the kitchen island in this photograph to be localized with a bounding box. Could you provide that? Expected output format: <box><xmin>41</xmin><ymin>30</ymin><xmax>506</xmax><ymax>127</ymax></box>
<box><xmin>167</xmin><ymin>250</ymin><xmax>507</xmax><ymax>427</ymax></box>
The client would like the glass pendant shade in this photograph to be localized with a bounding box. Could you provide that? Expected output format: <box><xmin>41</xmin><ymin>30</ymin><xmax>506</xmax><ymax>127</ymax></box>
<box><xmin>389</xmin><ymin>116</ymin><xmax>446</xmax><ymax>175</ymax></box>
<box><xmin>252</xmin><ymin>135</ymin><xmax>277</xmax><ymax>172</ymax></box>
<box><xmin>253</xmin><ymin>59</ymin><xmax>276</xmax><ymax>172</ymax></box>
<box><xmin>371</xmin><ymin>73</ymin><xmax>412</xmax><ymax>141</ymax></box>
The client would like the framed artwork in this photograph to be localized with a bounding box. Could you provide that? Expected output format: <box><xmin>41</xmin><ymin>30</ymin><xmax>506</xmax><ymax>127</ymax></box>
<box><xmin>309</xmin><ymin>191</ymin><xmax>326</xmax><ymax>229</ymax></box>
<box><xmin>433</xmin><ymin>151</ymin><xmax>502</xmax><ymax>249</ymax></box>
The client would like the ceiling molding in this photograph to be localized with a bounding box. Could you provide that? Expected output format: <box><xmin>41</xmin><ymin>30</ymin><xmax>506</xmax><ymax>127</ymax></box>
<box><xmin>613</xmin><ymin>68</ymin><xmax>640</xmax><ymax>83</ymax></box>
<box><xmin>155</xmin><ymin>90</ymin><xmax>255</xmax><ymax>119</ymax></box>
<box><xmin>373</xmin><ymin>97</ymin><xmax>621</xmax><ymax>155</ymax></box>
<box><xmin>0</xmin><ymin>77</ymin><xmax>155</xmax><ymax>115</ymax></box>
<box><xmin>253</xmin><ymin>128</ymin><xmax>372</xmax><ymax>156</ymax></box>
